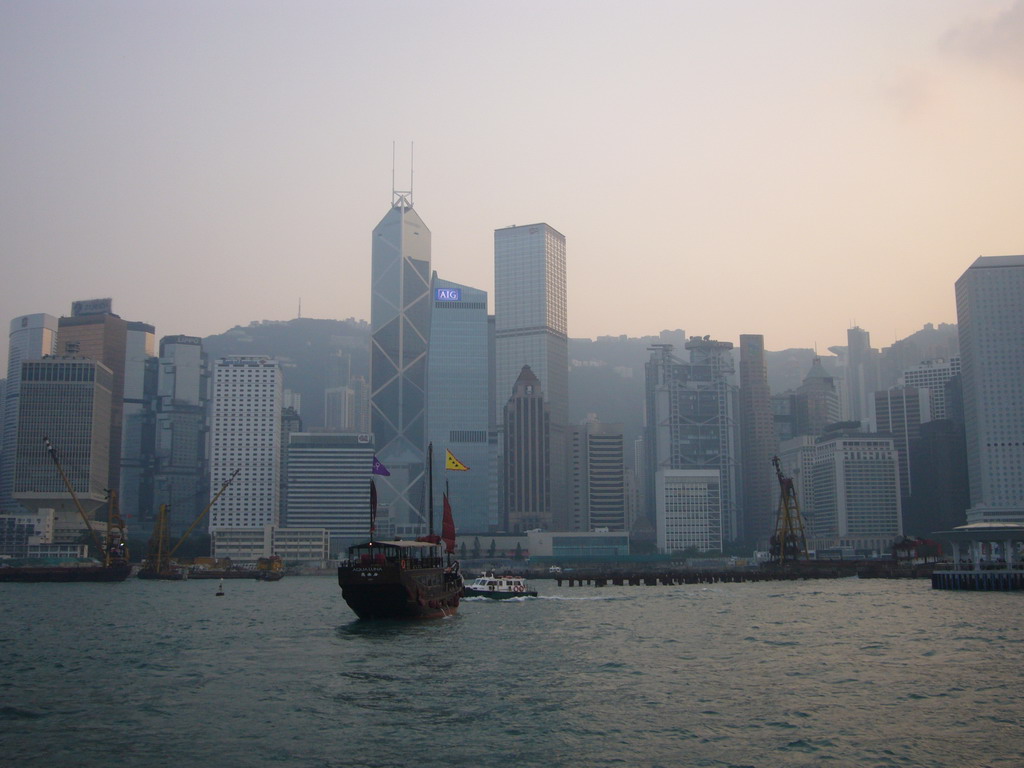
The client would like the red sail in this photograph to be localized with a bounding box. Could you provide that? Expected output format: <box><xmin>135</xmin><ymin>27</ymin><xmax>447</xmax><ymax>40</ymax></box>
<box><xmin>441</xmin><ymin>493</ymin><xmax>456</xmax><ymax>554</ymax></box>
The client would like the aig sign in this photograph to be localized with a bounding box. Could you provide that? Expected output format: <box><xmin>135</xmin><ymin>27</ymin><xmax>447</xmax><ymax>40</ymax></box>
<box><xmin>435</xmin><ymin>288</ymin><xmax>462</xmax><ymax>301</ymax></box>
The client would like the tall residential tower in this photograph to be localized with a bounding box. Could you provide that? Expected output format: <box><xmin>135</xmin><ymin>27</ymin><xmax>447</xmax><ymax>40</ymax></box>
<box><xmin>208</xmin><ymin>356</ymin><xmax>282</xmax><ymax>531</ymax></box>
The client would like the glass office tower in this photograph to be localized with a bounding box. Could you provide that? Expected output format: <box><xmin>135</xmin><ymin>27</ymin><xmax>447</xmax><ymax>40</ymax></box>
<box><xmin>426</xmin><ymin>275</ymin><xmax>494</xmax><ymax>533</ymax></box>
<box><xmin>494</xmin><ymin>224</ymin><xmax>570</xmax><ymax>529</ymax></box>
<box><xmin>370</xmin><ymin>193</ymin><xmax>432</xmax><ymax>533</ymax></box>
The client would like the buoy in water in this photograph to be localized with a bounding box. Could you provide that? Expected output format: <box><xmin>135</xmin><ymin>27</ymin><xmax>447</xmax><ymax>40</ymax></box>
<box><xmin>216</xmin><ymin>578</ymin><xmax>224</xmax><ymax>597</ymax></box>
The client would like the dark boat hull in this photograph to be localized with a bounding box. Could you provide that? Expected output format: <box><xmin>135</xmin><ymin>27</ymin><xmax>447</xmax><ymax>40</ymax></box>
<box><xmin>338</xmin><ymin>564</ymin><xmax>462</xmax><ymax>620</ymax></box>
<box><xmin>0</xmin><ymin>563</ymin><xmax>132</xmax><ymax>583</ymax></box>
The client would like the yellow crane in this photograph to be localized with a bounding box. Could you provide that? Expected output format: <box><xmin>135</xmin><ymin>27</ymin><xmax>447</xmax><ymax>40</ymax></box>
<box><xmin>44</xmin><ymin>437</ymin><xmax>128</xmax><ymax>567</ymax></box>
<box><xmin>769</xmin><ymin>456</ymin><xmax>809</xmax><ymax>564</ymax></box>
<box><xmin>140</xmin><ymin>469</ymin><xmax>239</xmax><ymax>579</ymax></box>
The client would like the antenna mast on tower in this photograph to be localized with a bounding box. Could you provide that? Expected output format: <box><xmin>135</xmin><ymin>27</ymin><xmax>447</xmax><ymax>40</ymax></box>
<box><xmin>392</xmin><ymin>141</ymin><xmax>414</xmax><ymax>209</ymax></box>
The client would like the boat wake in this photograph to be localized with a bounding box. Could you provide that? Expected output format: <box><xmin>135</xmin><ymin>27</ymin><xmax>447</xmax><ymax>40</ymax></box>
<box><xmin>462</xmin><ymin>594</ymin><xmax>627</xmax><ymax>603</ymax></box>
<box><xmin>462</xmin><ymin>595</ymin><xmax>533</xmax><ymax>602</ymax></box>
<box><xmin>532</xmin><ymin>594</ymin><xmax>630</xmax><ymax>602</ymax></box>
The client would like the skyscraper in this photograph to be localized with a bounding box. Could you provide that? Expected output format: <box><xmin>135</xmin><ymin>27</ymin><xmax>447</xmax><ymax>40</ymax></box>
<box><xmin>56</xmin><ymin>299</ymin><xmax>129</xmax><ymax>496</ymax></box>
<box><xmin>810</xmin><ymin>430</ymin><xmax>902</xmax><ymax>553</ymax></box>
<box><xmin>738</xmin><ymin>334</ymin><xmax>778</xmax><ymax>545</ymax></box>
<box><xmin>1</xmin><ymin>313</ymin><xmax>58</xmax><ymax>512</ymax></box>
<box><xmin>13</xmin><ymin>357</ymin><xmax>113</xmax><ymax>544</ymax></box>
<box><xmin>426</xmin><ymin>275</ymin><xmax>494</xmax><ymax>533</ymax></box>
<box><xmin>119</xmin><ymin>321</ymin><xmax>156</xmax><ymax>529</ymax></box>
<box><xmin>874</xmin><ymin>385</ymin><xmax>929</xmax><ymax>501</ymax></box>
<box><xmin>503</xmin><ymin>365</ymin><xmax>550</xmax><ymax>532</ymax></box>
<box><xmin>285</xmin><ymin>432</ymin><xmax>374</xmax><ymax>547</ymax></box>
<box><xmin>208</xmin><ymin>356</ymin><xmax>282</xmax><ymax>531</ymax></box>
<box><xmin>152</xmin><ymin>335</ymin><xmax>209</xmax><ymax>537</ymax></box>
<box><xmin>579</xmin><ymin>418</ymin><xmax>627</xmax><ymax>532</ymax></box>
<box><xmin>845</xmin><ymin>326</ymin><xmax>879</xmax><ymax>429</ymax></box>
<box><xmin>955</xmin><ymin>255</ymin><xmax>1024</xmax><ymax>524</ymax></box>
<box><xmin>906</xmin><ymin>419</ymin><xmax>970</xmax><ymax>537</ymax></box>
<box><xmin>644</xmin><ymin>339</ymin><xmax>740</xmax><ymax>545</ymax></box>
<box><xmin>494</xmin><ymin>223</ymin><xmax>569</xmax><ymax>528</ymax></box>
<box><xmin>902</xmin><ymin>357</ymin><xmax>961</xmax><ymax>421</ymax></box>
<box><xmin>370</xmin><ymin>191</ymin><xmax>431</xmax><ymax>534</ymax></box>
<box><xmin>796</xmin><ymin>357</ymin><xmax>843</xmax><ymax>437</ymax></box>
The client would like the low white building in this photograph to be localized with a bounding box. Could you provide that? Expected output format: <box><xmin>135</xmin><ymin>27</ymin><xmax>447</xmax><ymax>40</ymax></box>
<box><xmin>656</xmin><ymin>469</ymin><xmax>722</xmax><ymax>554</ymax></box>
<box><xmin>212</xmin><ymin>525</ymin><xmax>329</xmax><ymax>565</ymax></box>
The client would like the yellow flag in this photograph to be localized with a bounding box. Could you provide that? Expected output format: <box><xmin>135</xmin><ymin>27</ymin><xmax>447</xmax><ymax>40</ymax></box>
<box><xmin>446</xmin><ymin>449</ymin><xmax>469</xmax><ymax>471</ymax></box>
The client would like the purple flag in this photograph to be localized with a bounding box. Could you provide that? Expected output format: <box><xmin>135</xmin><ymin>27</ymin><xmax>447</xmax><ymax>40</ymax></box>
<box><xmin>372</xmin><ymin>456</ymin><xmax>391</xmax><ymax>476</ymax></box>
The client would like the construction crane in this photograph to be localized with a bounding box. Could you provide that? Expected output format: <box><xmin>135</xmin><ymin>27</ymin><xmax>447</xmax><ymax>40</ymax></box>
<box><xmin>44</xmin><ymin>437</ymin><xmax>128</xmax><ymax>567</ymax></box>
<box><xmin>141</xmin><ymin>504</ymin><xmax>176</xmax><ymax>578</ymax></box>
<box><xmin>769</xmin><ymin>456</ymin><xmax>809</xmax><ymax>564</ymax></box>
<box><xmin>140</xmin><ymin>469</ymin><xmax>239</xmax><ymax>578</ymax></box>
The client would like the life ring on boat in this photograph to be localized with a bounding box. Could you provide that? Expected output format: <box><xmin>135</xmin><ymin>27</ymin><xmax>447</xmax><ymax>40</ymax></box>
<box><xmin>513</xmin><ymin>585</ymin><xmax>525</xmax><ymax>593</ymax></box>
<box><xmin>488</xmin><ymin>584</ymin><xmax>495</xmax><ymax>591</ymax></box>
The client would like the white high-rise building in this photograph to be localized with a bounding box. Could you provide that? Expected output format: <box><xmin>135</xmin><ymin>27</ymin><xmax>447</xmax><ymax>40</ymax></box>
<box><xmin>1</xmin><ymin>313</ymin><xmax>58</xmax><ymax>512</ymax></box>
<box><xmin>956</xmin><ymin>255</ymin><xmax>1024</xmax><ymax>524</ymax></box>
<box><xmin>810</xmin><ymin>433</ymin><xmax>902</xmax><ymax>553</ymax></box>
<box><xmin>208</xmin><ymin>356</ymin><xmax>282</xmax><ymax>531</ymax></box>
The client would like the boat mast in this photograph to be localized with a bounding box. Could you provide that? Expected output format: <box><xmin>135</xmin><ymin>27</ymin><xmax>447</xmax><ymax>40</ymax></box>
<box><xmin>427</xmin><ymin>442</ymin><xmax>434</xmax><ymax>536</ymax></box>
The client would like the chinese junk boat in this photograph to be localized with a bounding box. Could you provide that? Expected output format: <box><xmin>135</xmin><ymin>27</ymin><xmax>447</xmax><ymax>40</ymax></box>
<box><xmin>464</xmin><ymin>573</ymin><xmax>537</xmax><ymax>599</ymax></box>
<box><xmin>338</xmin><ymin>446</ymin><xmax>463</xmax><ymax>620</ymax></box>
<box><xmin>339</xmin><ymin>539</ymin><xmax>462</xmax><ymax>619</ymax></box>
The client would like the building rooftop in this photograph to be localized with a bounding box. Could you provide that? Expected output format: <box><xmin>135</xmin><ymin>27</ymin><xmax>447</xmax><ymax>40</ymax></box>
<box><xmin>969</xmin><ymin>255</ymin><xmax>1024</xmax><ymax>269</ymax></box>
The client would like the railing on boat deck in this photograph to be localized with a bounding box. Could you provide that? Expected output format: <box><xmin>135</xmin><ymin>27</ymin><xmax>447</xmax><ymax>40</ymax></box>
<box><xmin>346</xmin><ymin>554</ymin><xmax>444</xmax><ymax>570</ymax></box>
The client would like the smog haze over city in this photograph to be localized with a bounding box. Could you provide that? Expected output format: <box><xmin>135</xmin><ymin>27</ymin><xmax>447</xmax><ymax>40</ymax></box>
<box><xmin>2</xmin><ymin>0</ymin><xmax>1023</xmax><ymax>365</ymax></box>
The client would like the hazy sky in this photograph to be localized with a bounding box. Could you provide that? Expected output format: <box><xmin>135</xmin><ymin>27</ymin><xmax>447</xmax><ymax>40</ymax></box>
<box><xmin>2</xmin><ymin>1</ymin><xmax>1022</xmax><ymax>367</ymax></box>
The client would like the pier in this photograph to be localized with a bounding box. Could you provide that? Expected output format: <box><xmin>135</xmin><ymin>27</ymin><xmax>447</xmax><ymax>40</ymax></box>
<box><xmin>931</xmin><ymin>522</ymin><xmax>1024</xmax><ymax>591</ymax></box>
<box><xmin>552</xmin><ymin>562</ymin><xmax>863</xmax><ymax>587</ymax></box>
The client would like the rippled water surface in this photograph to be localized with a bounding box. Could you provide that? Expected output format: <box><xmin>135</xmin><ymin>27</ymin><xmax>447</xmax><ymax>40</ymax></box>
<box><xmin>1</xmin><ymin>576</ymin><xmax>1022</xmax><ymax>767</ymax></box>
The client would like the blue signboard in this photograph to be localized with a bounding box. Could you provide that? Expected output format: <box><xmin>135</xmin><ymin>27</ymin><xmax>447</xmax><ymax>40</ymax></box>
<box><xmin>435</xmin><ymin>287</ymin><xmax>462</xmax><ymax>301</ymax></box>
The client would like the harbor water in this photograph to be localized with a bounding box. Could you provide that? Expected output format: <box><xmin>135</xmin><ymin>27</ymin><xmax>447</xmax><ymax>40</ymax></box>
<box><xmin>1</xmin><ymin>576</ymin><xmax>1021</xmax><ymax>767</ymax></box>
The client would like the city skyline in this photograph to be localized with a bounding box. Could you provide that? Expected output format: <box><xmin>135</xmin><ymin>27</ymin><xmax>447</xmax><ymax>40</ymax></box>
<box><xmin>3</xmin><ymin>1</ymin><xmax>1022</xmax><ymax>368</ymax></box>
